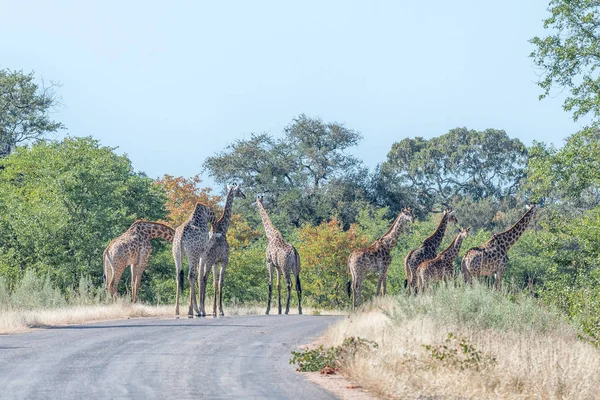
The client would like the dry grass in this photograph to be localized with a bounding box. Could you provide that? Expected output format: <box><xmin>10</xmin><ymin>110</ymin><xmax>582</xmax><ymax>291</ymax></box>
<box><xmin>0</xmin><ymin>298</ymin><xmax>343</xmax><ymax>335</ymax></box>
<box><xmin>320</xmin><ymin>287</ymin><xmax>600</xmax><ymax>400</ymax></box>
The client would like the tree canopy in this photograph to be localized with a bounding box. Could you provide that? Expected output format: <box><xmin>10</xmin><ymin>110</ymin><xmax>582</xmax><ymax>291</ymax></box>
<box><xmin>0</xmin><ymin>69</ymin><xmax>64</xmax><ymax>157</ymax></box>
<box><xmin>376</xmin><ymin>128</ymin><xmax>528</xmax><ymax>217</ymax></box>
<box><xmin>204</xmin><ymin>114</ymin><xmax>366</xmax><ymax>227</ymax></box>
<box><xmin>530</xmin><ymin>0</ymin><xmax>600</xmax><ymax>122</ymax></box>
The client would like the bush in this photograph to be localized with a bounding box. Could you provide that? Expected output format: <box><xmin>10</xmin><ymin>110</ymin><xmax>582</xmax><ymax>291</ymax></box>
<box><xmin>10</xmin><ymin>269</ymin><xmax>66</xmax><ymax>310</ymax></box>
<box><xmin>385</xmin><ymin>282</ymin><xmax>566</xmax><ymax>334</ymax></box>
<box><xmin>290</xmin><ymin>336</ymin><xmax>378</xmax><ymax>373</ymax></box>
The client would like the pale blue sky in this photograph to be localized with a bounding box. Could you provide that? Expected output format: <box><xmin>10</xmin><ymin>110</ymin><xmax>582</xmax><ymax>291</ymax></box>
<box><xmin>1</xmin><ymin>0</ymin><xmax>583</xmax><ymax>187</ymax></box>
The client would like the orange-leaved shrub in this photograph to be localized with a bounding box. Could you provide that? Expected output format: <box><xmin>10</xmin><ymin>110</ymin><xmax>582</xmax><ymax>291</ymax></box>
<box><xmin>297</xmin><ymin>218</ymin><xmax>369</xmax><ymax>308</ymax></box>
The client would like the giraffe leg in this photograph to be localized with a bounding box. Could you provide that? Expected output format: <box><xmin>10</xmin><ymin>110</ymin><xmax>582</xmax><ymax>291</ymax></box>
<box><xmin>354</xmin><ymin>279</ymin><xmax>363</xmax><ymax>309</ymax></box>
<box><xmin>131</xmin><ymin>265</ymin><xmax>138</xmax><ymax>303</ymax></box>
<box><xmin>295</xmin><ymin>274</ymin><xmax>302</xmax><ymax>315</ymax></box>
<box><xmin>382</xmin><ymin>275</ymin><xmax>388</xmax><ymax>296</ymax></box>
<box><xmin>132</xmin><ymin>247</ymin><xmax>151</xmax><ymax>303</ymax></box>
<box><xmin>212</xmin><ymin>263</ymin><xmax>219</xmax><ymax>317</ymax></box>
<box><xmin>109</xmin><ymin>265</ymin><xmax>126</xmax><ymax>299</ymax></box>
<box><xmin>276</xmin><ymin>269</ymin><xmax>282</xmax><ymax>315</ymax></box>
<box><xmin>495</xmin><ymin>267</ymin><xmax>506</xmax><ymax>291</ymax></box>
<box><xmin>266</xmin><ymin>262</ymin><xmax>274</xmax><ymax>315</ymax></box>
<box><xmin>187</xmin><ymin>253</ymin><xmax>201</xmax><ymax>318</ymax></box>
<box><xmin>173</xmin><ymin>241</ymin><xmax>183</xmax><ymax>317</ymax></box>
<box><xmin>284</xmin><ymin>271</ymin><xmax>292</xmax><ymax>315</ymax></box>
<box><xmin>218</xmin><ymin>258</ymin><xmax>227</xmax><ymax>317</ymax></box>
<box><xmin>198</xmin><ymin>260</ymin><xmax>208</xmax><ymax>317</ymax></box>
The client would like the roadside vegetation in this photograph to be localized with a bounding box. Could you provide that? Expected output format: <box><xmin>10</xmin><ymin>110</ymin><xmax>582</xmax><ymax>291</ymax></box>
<box><xmin>294</xmin><ymin>284</ymin><xmax>600</xmax><ymax>399</ymax></box>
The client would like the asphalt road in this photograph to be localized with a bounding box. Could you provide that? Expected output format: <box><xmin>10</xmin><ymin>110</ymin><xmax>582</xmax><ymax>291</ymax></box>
<box><xmin>0</xmin><ymin>314</ymin><xmax>342</xmax><ymax>400</ymax></box>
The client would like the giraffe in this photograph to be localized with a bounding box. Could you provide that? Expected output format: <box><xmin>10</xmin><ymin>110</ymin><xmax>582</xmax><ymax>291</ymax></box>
<box><xmin>253</xmin><ymin>195</ymin><xmax>302</xmax><ymax>315</ymax></box>
<box><xmin>103</xmin><ymin>220</ymin><xmax>175</xmax><ymax>303</ymax></box>
<box><xmin>172</xmin><ymin>202</ymin><xmax>221</xmax><ymax>317</ymax></box>
<box><xmin>404</xmin><ymin>208</ymin><xmax>457</xmax><ymax>291</ymax></box>
<box><xmin>461</xmin><ymin>203</ymin><xmax>537</xmax><ymax>290</ymax></box>
<box><xmin>347</xmin><ymin>208</ymin><xmax>414</xmax><ymax>309</ymax></box>
<box><xmin>416</xmin><ymin>227</ymin><xmax>469</xmax><ymax>292</ymax></box>
<box><xmin>198</xmin><ymin>183</ymin><xmax>246</xmax><ymax>317</ymax></box>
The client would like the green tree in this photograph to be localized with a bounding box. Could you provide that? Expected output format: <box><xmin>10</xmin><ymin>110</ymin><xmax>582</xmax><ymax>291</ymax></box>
<box><xmin>0</xmin><ymin>69</ymin><xmax>64</xmax><ymax>157</ymax></box>
<box><xmin>377</xmin><ymin>128</ymin><xmax>528</xmax><ymax>218</ymax></box>
<box><xmin>204</xmin><ymin>114</ymin><xmax>367</xmax><ymax>227</ymax></box>
<box><xmin>527</xmin><ymin>128</ymin><xmax>600</xmax><ymax>208</ymax></box>
<box><xmin>530</xmin><ymin>0</ymin><xmax>600</xmax><ymax>122</ymax></box>
<box><xmin>0</xmin><ymin>137</ymin><xmax>167</xmax><ymax>290</ymax></box>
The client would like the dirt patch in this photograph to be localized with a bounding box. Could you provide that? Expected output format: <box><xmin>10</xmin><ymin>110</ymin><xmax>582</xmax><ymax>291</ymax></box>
<box><xmin>304</xmin><ymin>371</ymin><xmax>378</xmax><ymax>400</ymax></box>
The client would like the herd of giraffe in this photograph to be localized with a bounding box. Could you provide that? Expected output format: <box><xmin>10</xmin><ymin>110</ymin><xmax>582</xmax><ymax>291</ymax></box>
<box><xmin>103</xmin><ymin>182</ymin><xmax>537</xmax><ymax>316</ymax></box>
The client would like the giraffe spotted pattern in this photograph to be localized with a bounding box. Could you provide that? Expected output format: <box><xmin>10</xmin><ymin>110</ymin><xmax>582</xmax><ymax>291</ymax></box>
<box><xmin>404</xmin><ymin>208</ymin><xmax>457</xmax><ymax>291</ymax></box>
<box><xmin>347</xmin><ymin>208</ymin><xmax>414</xmax><ymax>309</ymax></box>
<box><xmin>254</xmin><ymin>195</ymin><xmax>302</xmax><ymax>315</ymax></box>
<box><xmin>461</xmin><ymin>203</ymin><xmax>537</xmax><ymax>290</ymax></box>
<box><xmin>103</xmin><ymin>220</ymin><xmax>175</xmax><ymax>302</ymax></box>
<box><xmin>416</xmin><ymin>227</ymin><xmax>469</xmax><ymax>292</ymax></box>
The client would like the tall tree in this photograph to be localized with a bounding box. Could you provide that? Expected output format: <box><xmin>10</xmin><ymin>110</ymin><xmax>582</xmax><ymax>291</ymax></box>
<box><xmin>377</xmin><ymin>128</ymin><xmax>528</xmax><ymax>217</ymax></box>
<box><xmin>204</xmin><ymin>114</ymin><xmax>366</xmax><ymax>227</ymax></box>
<box><xmin>530</xmin><ymin>0</ymin><xmax>600</xmax><ymax>122</ymax></box>
<box><xmin>0</xmin><ymin>69</ymin><xmax>64</xmax><ymax>157</ymax></box>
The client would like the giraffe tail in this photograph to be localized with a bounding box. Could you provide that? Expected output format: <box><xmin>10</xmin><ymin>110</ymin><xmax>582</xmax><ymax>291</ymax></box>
<box><xmin>178</xmin><ymin>269</ymin><xmax>184</xmax><ymax>293</ymax></box>
<box><xmin>346</xmin><ymin>279</ymin><xmax>352</xmax><ymax>298</ymax></box>
<box><xmin>103</xmin><ymin>247</ymin><xmax>114</xmax><ymax>290</ymax></box>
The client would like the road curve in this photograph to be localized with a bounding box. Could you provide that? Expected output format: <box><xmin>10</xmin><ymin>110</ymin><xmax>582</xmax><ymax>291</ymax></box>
<box><xmin>0</xmin><ymin>314</ymin><xmax>342</xmax><ymax>399</ymax></box>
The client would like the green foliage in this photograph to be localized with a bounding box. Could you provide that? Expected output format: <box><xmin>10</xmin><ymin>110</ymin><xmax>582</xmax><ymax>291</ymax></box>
<box><xmin>376</xmin><ymin>128</ymin><xmax>527</xmax><ymax>217</ymax></box>
<box><xmin>540</xmin><ymin>270</ymin><xmax>600</xmax><ymax>344</ymax></box>
<box><xmin>528</xmin><ymin>129</ymin><xmax>600</xmax><ymax>208</ymax></box>
<box><xmin>0</xmin><ymin>69</ymin><xmax>64</xmax><ymax>157</ymax></box>
<box><xmin>290</xmin><ymin>345</ymin><xmax>342</xmax><ymax>372</ymax></box>
<box><xmin>422</xmin><ymin>332</ymin><xmax>496</xmax><ymax>371</ymax></box>
<box><xmin>0</xmin><ymin>137</ymin><xmax>167</xmax><ymax>290</ymax></box>
<box><xmin>385</xmin><ymin>283</ymin><xmax>566</xmax><ymax>334</ymax></box>
<box><xmin>290</xmin><ymin>336</ymin><xmax>378</xmax><ymax>372</ymax></box>
<box><xmin>530</xmin><ymin>0</ymin><xmax>600</xmax><ymax>122</ymax></box>
<box><xmin>9</xmin><ymin>269</ymin><xmax>66</xmax><ymax>310</ymax></box>
<box><xmin>204</xmin><ymin>114</ymin><xmax>367</xmax><ymax>228</ymax></box>
<box><xmin>297</xmin><ymin>219</ymin><xmax>369</xmax><ymax>308</ymax></box>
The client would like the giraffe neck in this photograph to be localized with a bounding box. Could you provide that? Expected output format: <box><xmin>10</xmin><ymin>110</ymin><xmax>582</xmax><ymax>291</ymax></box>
<box><xmin>422</xmin><ymin>213</ymin><xmax>450</xmax><ymax>251</ymax></box>
<box><xmin>379</xmin><ymin>212</ymin><xmax>409</xmax><ymax>250</ymax></box>
<box><xmin>256</xmin><ymin>201</ymin><xmax>282</xmax><ymax>242</ymax></box>
<box><xmin>490</xmin><ymin>206</ymin><xmax>536</xmax><ymax>249</ymax></box>
<box><xmin>439</xmin><ymin>232</ymin><xmax>465</xmax><ymax>262</ymax></box>
<box><xmin>132</xmin><ymin>221</ymin><xmax>175</xmax><ymax>242</ymax></box>
<box><xmin>216</xmin><ymin>187</ymin><xmax>235</xmax><ymax>234</ymax></box>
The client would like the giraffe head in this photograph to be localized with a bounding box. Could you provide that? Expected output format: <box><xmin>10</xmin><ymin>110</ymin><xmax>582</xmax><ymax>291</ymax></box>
<box><xmin>458</xmin><ymin>226</ymin><xmax>470</xmax><ymax>239</ymax></box>
<box><xmin>402</xmin><ymin>207</ymin><xmax>415</xmax><ymax>224</ymax></box>
<box><xmin>444</xmin><ymin>207</ymin><xmax>458</xmax><ymax>224</ymax></box>
<box><xmin>252</xmin><ymin>194</ymin><xmax>264</xmax><ymax>207</ymax></box>
<box><xmin>227</xmin><ymin>182</ymin><xmax>246</xmax><ymax>199</ymax></box>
